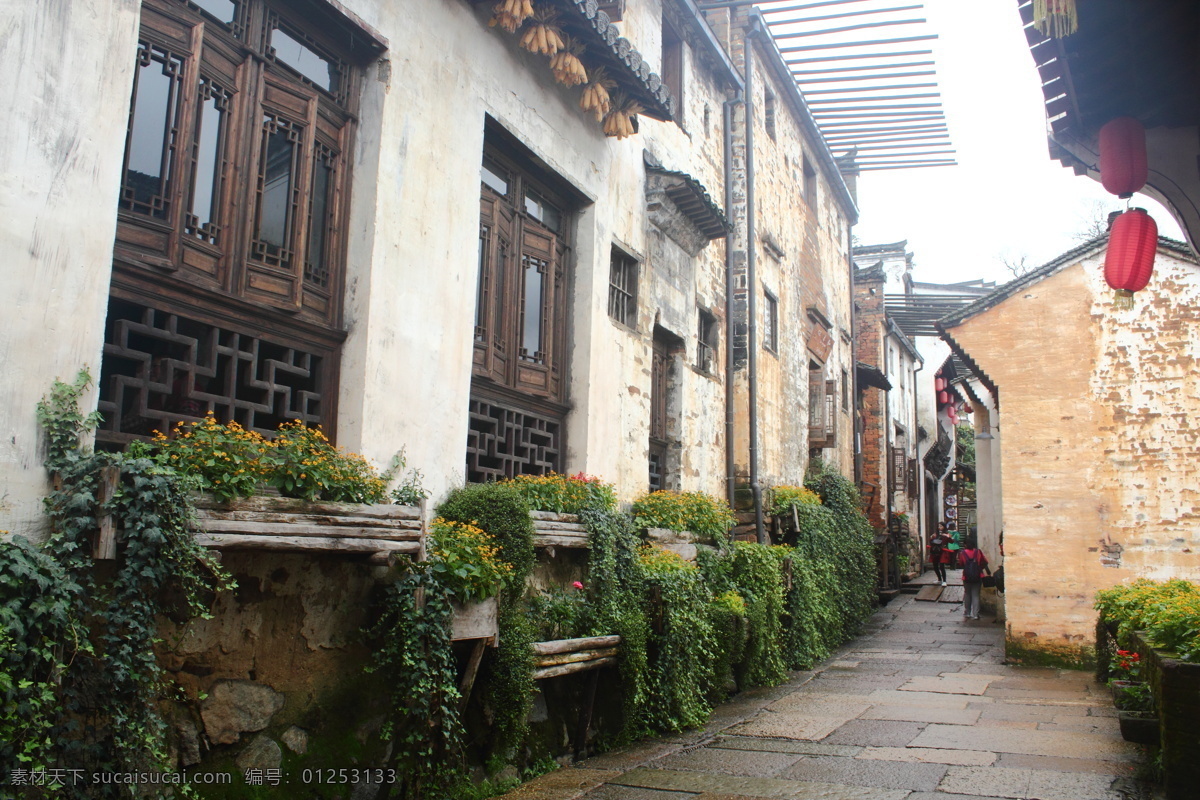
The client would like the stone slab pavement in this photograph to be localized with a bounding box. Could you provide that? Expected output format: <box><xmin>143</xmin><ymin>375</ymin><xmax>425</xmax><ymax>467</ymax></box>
<box><xmin>499</xmin><ymin>593</ymin><xmax>1160</xmax><ymax>800</ymax></box>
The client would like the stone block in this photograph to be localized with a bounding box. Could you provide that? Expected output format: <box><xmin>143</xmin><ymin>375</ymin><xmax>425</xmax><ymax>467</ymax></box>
<box><xmin>235</xmin><ymin>734</ymin><xmax>282</xmax><ymax>772</ymax></box>
<box><xmin>200</xmin><ymin>680</ymin><xmax>285</xmax><ymax>745</ymax></box>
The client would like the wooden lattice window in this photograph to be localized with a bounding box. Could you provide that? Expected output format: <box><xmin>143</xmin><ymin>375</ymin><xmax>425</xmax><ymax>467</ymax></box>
<box><xmin>890</xmin><ymin>446</ymin><xmax>908</xmax><ymax>494</ymax></box>
<box><xmin>808</xmin><ymin>368</ymin><xmax>837</xmax><ymax>448</ymax></box>
<box><xmin>113</xmin><ymin>0</ymin><xmax>371</xmax><ymax>330</ymax></box>
<box><xmin>608</xmin><ymin>248</ymin><xmax>638</xmax><ymax>328</ymax></box>
<box><xmin>97</xmin><ymin>298</ymin><xmax>330</xmax><ymax>446</ymax></box>
<box><xmin>474</xmin><ymin>137</ymin><xmax>570</xmax><ymax>402</ymax></box>
<box><xmin>466</xmin><ymin>394</ymin><xmax>562</xmax><ymax>483</ymax></box>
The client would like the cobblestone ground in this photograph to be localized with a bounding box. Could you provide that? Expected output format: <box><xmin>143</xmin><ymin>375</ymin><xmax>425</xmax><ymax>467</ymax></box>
<box><xmin>500</xmin><ymin>581</ymin><xmax>1158</xmax><ymax>800</ymax></box>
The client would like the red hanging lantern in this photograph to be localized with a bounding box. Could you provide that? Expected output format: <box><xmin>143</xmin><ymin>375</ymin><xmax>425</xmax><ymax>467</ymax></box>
<box><xmin>938</xmin><ymin>390</ymin><xmax>949</xmax><ymax>404</ymax></box>
<box><xmin>1099</xmin><ymin>117</ymin><xmax>1148</xmax><ymax>198</ymax></box>
<box><xmin>1104</xmin><ymin>208</ymin><xmax>1158</xmax><ymax>308</ymax></box>
<box><xmin>935</xmin><ymin>377</ymin><xmax>946</xmax><ymax>391</ymax></box>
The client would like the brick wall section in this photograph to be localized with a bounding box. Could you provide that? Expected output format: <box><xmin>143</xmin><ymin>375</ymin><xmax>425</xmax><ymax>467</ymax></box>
<box><xmin>947</xmin><ymin>249</ymin><xmax>1200</xmax><ymax>654</ymax></box>
<box><xmin>854</xmin><ymin>267</ymin><xmax>887</xmax><ymax>527</ymax></box>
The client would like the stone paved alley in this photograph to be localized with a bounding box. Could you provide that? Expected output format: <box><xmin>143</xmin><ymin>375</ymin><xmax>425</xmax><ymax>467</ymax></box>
<box><xmin>501</xmin><ymin>580</ymin><xmax>1155</xmax><ymax>800</ymax></box>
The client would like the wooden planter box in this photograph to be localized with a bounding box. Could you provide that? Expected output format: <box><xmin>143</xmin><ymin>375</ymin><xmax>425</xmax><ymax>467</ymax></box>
<box><xmin>191</xmin><ymin>496</ymin><xmax>424</xmax><ymax>558</ymax></box>
<box><xmin>532</xmin><ymin>635</ymin><xmax>620</xmax><ymax>680</ymax></box>
<box><xmin>1131</xmin><ymin>631</ymin><xmax>1200</xmax><ymax>799</ymax></box>
<box><xmin>451</xmin><ymin>597</ymin><xmax>499</xmax><ymax>642</ymax></box>
<box><xmin>531</xmin><ymin>511</ymin><xmax>588</xmax><ymax>549</ymax></box>
<box><xmin>1118</xmin><ymin>710</ymin><xmax>1158</xmax><ymax>745</ymax></box>
<box><xmin>644</xmin><ymin>527</ymin><xmax>700</xmax><ymax>561</ymax></box>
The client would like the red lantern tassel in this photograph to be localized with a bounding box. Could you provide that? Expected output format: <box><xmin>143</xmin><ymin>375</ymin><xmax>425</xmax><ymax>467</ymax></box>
<box><xmin>1033</xmin><ymin>0</ymin><xmax>1078</xmax><ymax>38</ymax></box>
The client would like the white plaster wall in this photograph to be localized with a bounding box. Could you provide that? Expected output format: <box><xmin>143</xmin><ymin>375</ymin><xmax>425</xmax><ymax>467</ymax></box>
<box><xmin>334</xmin><ymin>0</ymin><xmax>731</xmax><ymax>504</ymax></box>
<box><xmin>0</xmin><ymin>0</ymin><xmax>139</xmax><ymax>539</ymax></box>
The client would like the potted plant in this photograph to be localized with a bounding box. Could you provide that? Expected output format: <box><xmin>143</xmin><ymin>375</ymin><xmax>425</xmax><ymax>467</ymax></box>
<box><xmin>425</xmin><ymin>518</ymin><xmax>511</xmax><ymax>640</ymax></box>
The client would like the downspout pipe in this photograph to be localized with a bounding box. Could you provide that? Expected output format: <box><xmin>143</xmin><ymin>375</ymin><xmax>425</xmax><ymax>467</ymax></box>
<box><xmin>745</xmin><ymin>24</ymin><xmax>765</xmax><ymax>544</ymax></box>
<box><xmin>724</xmin><ymin>96</ymin><xmax>739</xmax><ymax>510</ymax></box>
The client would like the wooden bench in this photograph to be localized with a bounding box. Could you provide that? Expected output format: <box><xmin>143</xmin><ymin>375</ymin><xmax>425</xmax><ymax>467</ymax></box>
<box><xmin>532</xmin><ymin>635</ymin><xmax>620</xmax><ymax>680</ymax></box>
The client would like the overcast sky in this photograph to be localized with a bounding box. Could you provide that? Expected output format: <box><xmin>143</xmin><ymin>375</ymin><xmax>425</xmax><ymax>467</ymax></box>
<box><xmin>848</xmin><ymin>0</ymin><xmax>1182</xmax><ymax>286</ymax></box>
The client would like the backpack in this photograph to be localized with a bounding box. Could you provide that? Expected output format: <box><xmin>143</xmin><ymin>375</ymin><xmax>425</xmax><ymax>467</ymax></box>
<box><xmin>962</xmin><ymin>550</ymin><xmax>983</xmax><ymax>583</ymax></box>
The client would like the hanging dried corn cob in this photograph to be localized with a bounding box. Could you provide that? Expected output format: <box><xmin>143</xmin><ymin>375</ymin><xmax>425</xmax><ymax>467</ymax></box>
<box><xmin>549</xmin><ymin>37</ymin><xmax>587</xmax><ymax>86</ymax></box>
<box><xmin>602</xmin><ymin>92</ymin><xmax>644</xmax><ymax>140</ymax></box>
<box><xmin>580</xmin><ymin>66</ymin><xmax>615</xmax><ymax>120</ymax></box>
<box><xmin>489</xmin><ymin>0</ymin><xmax>533</xmax><ymax>33</ymax></box>
<box><xmin>519</xmin><ymin>6</ymin><xmax>565</xmax><ymax>56</ymax></box>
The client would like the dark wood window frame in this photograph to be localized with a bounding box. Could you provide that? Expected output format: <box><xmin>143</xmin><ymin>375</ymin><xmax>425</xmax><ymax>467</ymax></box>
<box><xmin>474</xmin><ymin>139</ymin><xmax>572</xmax><ymax>405</ymax></box>
<box><xmin>103</xmin><ymin>0</ymin><xmax>379</xmax><ymax>441</ymax></box>
<box><xmin>696</xmin><ymin>307</ymin><xmax>718</xmax><ymax>376</ymax></box>
<box><xmin>468</xmin><ymin>128</ymin><xmax>578</xmax><ymax>482</ymax></box>
<box><xmin>763</xmin><ymin>288</ymin><xmax>778</xmax><ymax>353</ymax></box>
<box><xmin>802</xmin><ymin>156</ymin><xmax>818</xmax><ymax>209</ymax></box>
<box><xmin>808</xmin><ymin>364</ymin><xmax>837</xmax><ymax>449</ymax></box>
<box><xmin>661</xmin><ymin>13</ymin><xmax>684</xmax><ymax>122</ymax></box>
<box><xmin>764</xmin><ymin>88</ymin><xmax>776</xmax><ymax>141</ymax></box>
<box><xmin>608</xmin><ymin>246</ymin><xmax>639</xmax><ymax>329</ymax></box>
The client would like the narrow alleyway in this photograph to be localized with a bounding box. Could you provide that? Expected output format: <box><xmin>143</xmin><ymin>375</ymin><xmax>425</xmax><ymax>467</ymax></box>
<box><xmin>503</xmin><ymin>577</ymin><xmax>1154</xmax><ymax>800</ymax></box>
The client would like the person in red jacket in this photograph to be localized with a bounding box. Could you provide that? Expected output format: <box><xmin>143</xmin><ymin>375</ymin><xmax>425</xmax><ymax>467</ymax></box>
<box><xmin>958</xmin><ymin>530</ymin><xmax>991</xmax><ymax>620</ymax></box>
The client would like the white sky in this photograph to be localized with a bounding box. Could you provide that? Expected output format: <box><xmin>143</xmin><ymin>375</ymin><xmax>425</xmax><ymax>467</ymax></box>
<box><xmin>847</xmin><ymin>0</ymin><xmax>1183</xmax><ymax>285</ymax></box>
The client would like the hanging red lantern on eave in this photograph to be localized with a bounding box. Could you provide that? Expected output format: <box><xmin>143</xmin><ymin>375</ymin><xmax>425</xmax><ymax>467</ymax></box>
<box><xmin>1104</xmin><ymin>208</ymin><xmax>1158</xmax><ymax>308</ymax></box>
<box><xmin>938</xmin><ymin>390</ymin><xmax>949</xmax><ymax>404</ymax></box>
<box><xmin>1100</xmin><ymin>117</ymin><xmax>1148</xmax><ymax>198</ymax></box>
<box><xmin>935</xmin><ymin>377</ymin><xmax>945</xmax><ymax>391</ymax></box>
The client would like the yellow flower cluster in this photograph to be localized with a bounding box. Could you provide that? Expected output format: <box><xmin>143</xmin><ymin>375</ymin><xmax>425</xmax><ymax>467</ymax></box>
<box><xmin>637</xmin><ymin>544</ymin><xmax>697</xmax><ymax>574</ymax></box>
<box><xmin>429</xmin><ymin>517</ymin><xmax>513</xmax><ymax>601</ymax></box>
<box><xmin>502</xmin><ymin>471</ymin><xmax>617</xmax><ymax>513</ymax></box>
<box><xmin>769</xmin><ymin>485</ymin><xmax>822</xmax><ymax>514</ymax></box>
<box><xmin>151</xmin><ymin>414</ymin><xmax>387</xmax><ymax>503</ymax></box>
<box><xmin>632</xmin><ymin>490</ymin><xmax>737</xmax><ymax>541</ymax></box>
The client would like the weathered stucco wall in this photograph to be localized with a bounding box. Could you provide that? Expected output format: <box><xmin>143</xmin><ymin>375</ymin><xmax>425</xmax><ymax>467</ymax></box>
<box><xmin>949</xmin><ymin>246</ymin><xmax>1200</xmax><ymax>660</ymax></box>
<box><xmin>331</xmin><ymin>0</ymin><xmax>734</xmax><ymax>505</ymax></box>
<box><xmin>731</xmin><ymin>32</ymin><xmax>855</xmax><ymax>491</ymax></box>
<box><xmin>0</xmin><ymin>0</ymin><xmax>139</xmax><ymax>538</ymax></box>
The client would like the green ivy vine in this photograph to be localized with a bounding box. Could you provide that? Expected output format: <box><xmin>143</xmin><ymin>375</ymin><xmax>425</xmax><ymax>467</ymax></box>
<box><xmin>0</xmin><ymin>370</ymin><xmax>230</xmax><ymax>798</ymax></box>
<box><xmin>365</xmin><ymin>564</ymin><xmax>463</xmax><ymax>799</ymax></box>
<box><xmin>435</xmin><ymin>483</ymin><xmax>536</xmax><ymax>771</ymax></box>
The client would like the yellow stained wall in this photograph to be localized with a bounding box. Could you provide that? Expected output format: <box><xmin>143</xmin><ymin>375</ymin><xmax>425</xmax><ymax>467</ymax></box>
<box><xmin>949</xmin><ymin>249</ymin><xmax>1200</xmax><ymax>659</ymax></box>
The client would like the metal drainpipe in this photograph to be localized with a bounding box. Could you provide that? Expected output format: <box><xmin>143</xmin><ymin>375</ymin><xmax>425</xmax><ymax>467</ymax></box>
<box><xmin>848</xmin><ymin>227</ymin><xmax>860</xmax><ymax>487</ymax></box>
<box><xmin>723</xmin><ymin>96</ymin><xmax>739</xmax><ymax>510</ymax></box>
<box><xmin>745</xmin><ymin>24</ymin><xmax>765</xmax><ymax>544</ymax></box>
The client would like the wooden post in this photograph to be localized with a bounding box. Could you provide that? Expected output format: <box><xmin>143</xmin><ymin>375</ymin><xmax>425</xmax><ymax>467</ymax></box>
<box><xmin>457</xmin><ymin>637</ymin><xmax>490</xmax><ymax>715</ymax></box>
<box><xmin>574</xmin><ymin>668</ymin><xmax>601</xmax><ymax>761</ymax></box>
<box><xmin>417</xmin><ymin>497</ymin><xmax>428</xmax><ymax>563</ymax></box>
<box><xmin>94</xmin><ymin>466</ymin><xmax>120</xmax><ymax>560</ymax></box>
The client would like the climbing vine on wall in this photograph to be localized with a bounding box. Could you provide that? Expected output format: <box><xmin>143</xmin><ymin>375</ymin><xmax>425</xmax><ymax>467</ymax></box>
<box><xmin>366</xmin><ymin>565</ymin><xmax>463</xmax><ymax>799</ymax></box>
<box><xmin>0</xmin><ymin>370</ymin><xmax>230</xmax><ymax>798</ymax></box>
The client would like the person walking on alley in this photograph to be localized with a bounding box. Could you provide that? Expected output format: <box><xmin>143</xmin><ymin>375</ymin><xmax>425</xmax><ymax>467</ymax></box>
<box><xmin>928</xmin><ymin>523</ymin><xmax>949</xmax><ymax>586</ymax></box>
<box><xmin>958</xmin><ymin>531</ymin><xmax>991</xmax><ymax>620</ymax></box>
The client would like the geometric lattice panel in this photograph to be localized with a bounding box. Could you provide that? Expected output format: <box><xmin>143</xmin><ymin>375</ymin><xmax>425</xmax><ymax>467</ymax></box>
<box><xmin>465</xmin><ymin>395</ymin><xmax>561</xmax><ymax>483</ymax></box>
<box><xmin>98</xmin><ymin>299</ymin><xmax>325</xmax><ymax>441</ymax></box>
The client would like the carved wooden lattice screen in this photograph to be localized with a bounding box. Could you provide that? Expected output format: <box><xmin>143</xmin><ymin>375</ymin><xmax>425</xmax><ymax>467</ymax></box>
<box><xmin>889</xmin><ymin>446</ymin><xmax>908</xmax><ymax>495</ymax></box>
<box><xmin>465</xmin><ymin>396</ymin><xmax>561</xmax><ymax>482</ymax></box>
<box><xmin>97</xmin><ymin>300</ymin><xmax>326</xmax><ymax>443</ymax></box>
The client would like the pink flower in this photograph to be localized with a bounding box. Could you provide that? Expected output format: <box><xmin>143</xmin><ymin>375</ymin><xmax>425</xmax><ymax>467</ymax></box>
<box><xmin>572</xmin><ymin>581</ymin><xmax>584</xmax><ymax>590</ymax></box>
